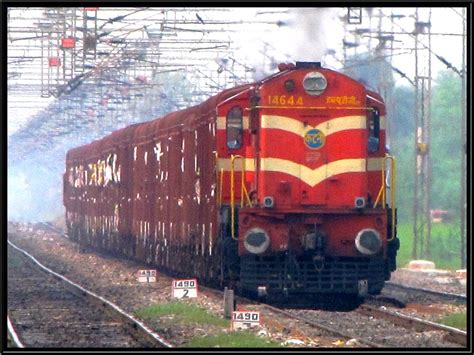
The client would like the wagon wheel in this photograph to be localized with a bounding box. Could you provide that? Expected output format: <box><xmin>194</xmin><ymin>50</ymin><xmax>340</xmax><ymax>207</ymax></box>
<box><xmin>188</xmin><ymin>235</ymin><xmax>197</xmax><ymax>276</ymax></box>
<box><xmin>212</xmin><ymin>230</ymin><xmax>226</xmax><ymax>287</ymax></box>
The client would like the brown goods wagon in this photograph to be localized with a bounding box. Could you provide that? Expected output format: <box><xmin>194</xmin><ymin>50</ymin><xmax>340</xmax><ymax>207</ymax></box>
<box><xmin>65</xmin><ymin>84</ymin><xmax>253</xmax><ymax>281</ymax></box>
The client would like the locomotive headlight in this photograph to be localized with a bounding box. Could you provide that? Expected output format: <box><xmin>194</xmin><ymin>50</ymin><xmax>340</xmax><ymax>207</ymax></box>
<box><xmin>244</xmin><ymin>227</ymin><xmax>270</xmax><ymax>254</ymax></box>
<box><xmin>303</xmin><ymin>72</ymin><xmax>327</xmax><ymax>96</ymax></box>
<box><xmin>355</xmin><ymin>229</ymin><xmax>382</xmax><ymax>255</ymax></box>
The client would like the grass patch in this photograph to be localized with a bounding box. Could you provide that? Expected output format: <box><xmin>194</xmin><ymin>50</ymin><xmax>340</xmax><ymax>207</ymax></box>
<box><xmin>435</xmin><ymin>312</ymin><xmax>466</xmax><ymax>330</ymax></box>
<box><xmin>7</xmin><ymin>254</ymin><xmax>23</xmax><ymax>269</ymax></box>
<box><xmin>134</xmin><ymin>301</ymin><xmax>229</xmax><ymax>327</ymax></box>
<box><xmin>397</xmin><ymin>222</ymin><xmax>463</xmax><ymax>270</ymax></box>
<box><xmin>184</xmin><ymin>330</ymin><xmax>282</xmax><ymax>348</ymax></box>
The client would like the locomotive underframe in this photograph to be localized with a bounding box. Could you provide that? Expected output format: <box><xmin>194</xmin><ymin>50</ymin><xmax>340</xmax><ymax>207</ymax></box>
<box><xmin>240</xmin><ymin>254</ymin><xmax>386</xmax><ymax>296</ymax></box>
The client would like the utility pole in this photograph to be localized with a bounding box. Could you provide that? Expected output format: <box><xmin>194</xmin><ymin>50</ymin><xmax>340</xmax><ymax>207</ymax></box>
<box><xmin>412</xmin><ymin>8</ymin><xmax>432</xmax><ymax>260</ymax></box>
<box><xmin>412</xmin><ymin>9</ymin><xmax>420</xmax><ymax>260</ymax></box>
<box><xmin>375</xmin><ymin>8</ymin><xmax>394</xmax><ymax>146</ymax></box>
<box><xmin>460</xmin><ymin>7</ymin><xmax>466</xmax><ymax>268</ymax></box>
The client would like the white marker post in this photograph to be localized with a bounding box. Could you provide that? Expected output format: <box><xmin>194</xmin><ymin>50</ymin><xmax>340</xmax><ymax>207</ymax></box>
<box><xmin>231</xmin><ymin>311</ymin><xmax>261</xmax><ymax>330</ymax></box>
<box><xmin>137</xmin><ymin>270</ymin><xmax>157</xmax><ymax>283</ymax></box>
<box><xmin>172</xmin><ymin>279</ymin><xmax>198</xmax><ymax>299</ymax></box>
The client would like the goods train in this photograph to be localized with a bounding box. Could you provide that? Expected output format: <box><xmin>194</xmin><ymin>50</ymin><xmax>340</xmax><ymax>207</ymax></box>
<box><xmin>64</xmin><ymin>62</ymin><xmax>399</xmax><ymax>300</ymax></box>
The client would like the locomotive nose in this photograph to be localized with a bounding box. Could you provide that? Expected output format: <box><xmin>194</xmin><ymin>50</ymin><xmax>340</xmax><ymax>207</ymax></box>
<box><xmin>355</xmin><ymin>229</ymin><xmax>382</xmax><ymax>255</ymax></box>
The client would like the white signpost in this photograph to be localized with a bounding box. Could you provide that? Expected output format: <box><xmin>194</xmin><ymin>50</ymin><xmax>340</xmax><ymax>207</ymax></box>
<box><xmin>137</xmin><ymin>269</ymin><xmax>157</xmax><ymax>283</ymax></box>
<box><xmin>172</xmin><ymin>279</ymin><xmax>198</xmax><ymax>298</ymax></box>
<box><xmin>231</xmin><ymin>311</ymin><xmax>261</xmax><ymax>330</ymax></box>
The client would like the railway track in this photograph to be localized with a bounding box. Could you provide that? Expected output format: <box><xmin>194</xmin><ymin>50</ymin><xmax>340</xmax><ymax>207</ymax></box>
<box><xmin>383</xmin><ymin>281</ymin><xmax>467</xmax><ymax>304</ymax></box>
<box><xmin>201</xmin><ymin>285</ymin><xmax>466</xmax><ymax>348</ymax></box>
<box><xmin>357</xmin><ymin>304</ymin><xmax>467</xmax><ymax>346</ymax></box>
<box><xmin>7</xmin><ymin>240</ymin><xmax>172</xmax><ymax>348</ymax></box>
<box><xmin>199</xmin><ymin>285</ymin><xmax>379</xmax><ymax>347</ymax></box>
<box><xmin>15</xmin><ymin>222</ymin><xmax>468</xmax><ymax>348</ymax></box>
<box><xmin>36</xmin><ymin>222</ymin><xmax>69</xmax><ymax>239</ymax></box>
<box><xmin>256</xmin><ymin>302</ymin><xmax>380</xmax><ymax>347</ymax></box>
<box><xmin>286</xmin><ymin>305</ymin><xmax>464</xmax><ymax>348</ymax></box>
<box><xmin>7</xmin><ymin>316</ymin><xmax>24</xmax><ymax>348</ymax></box>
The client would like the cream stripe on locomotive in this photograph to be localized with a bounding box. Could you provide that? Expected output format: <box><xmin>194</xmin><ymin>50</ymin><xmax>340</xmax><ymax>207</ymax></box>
<box><xmin>217</xmin><ymin>157</ymin><xmax>385</xmax><ymax>186</ymax></box>
<box><xmin>260</xmin><ymin>114</ymin><xmax>386</xmax><ymax>136</ymax></box>
<box><xmin>366</xmin><ymin>157</ymin><xmax>384</xmax><ymax>171</ymax></box>
<box><xmin>216</xmin><ymin>115</ymin><xmax>385</xmax><ymax>132</ymax></box>
<box><xmin>217</xmin><ymin>157</ymin><xmax>256</xmax><ymax>172</ymax></box>
<box><xmin>259</xmin><ymin>157</ymin><xmax>366</xmax><ymax>187</ymax></box>
<box><xmin>216</xmin><ymin>116</ymin><xmax>249</xmax><ymax>130</ymax></box>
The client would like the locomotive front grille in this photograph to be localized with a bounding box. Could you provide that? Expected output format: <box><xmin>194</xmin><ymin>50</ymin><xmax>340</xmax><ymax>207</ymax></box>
<box><xmin>240</xmin><ymin>254</ymin><xmax>385</xmax><ymax>295</ymax></box>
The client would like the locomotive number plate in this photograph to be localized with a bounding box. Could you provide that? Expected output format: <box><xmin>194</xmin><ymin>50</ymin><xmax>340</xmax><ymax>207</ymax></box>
<box><xmin>232</xmin><ymin>311</ymin><xmax>261</xmax><ymax>330</ymax></box>
<box><xmin>267</xmin><ymin>95</ymin><xmax>304</xmax><ymax>106</ymax></box>
<box><xmin>172</xmin><ymin>279</ymin><xmax>198</xmax><ymax>298</ymax></box>
<box><xmin>137</xmin><ymin>269</ymin><xmax>157</xmax><ymax>283</ymax></box>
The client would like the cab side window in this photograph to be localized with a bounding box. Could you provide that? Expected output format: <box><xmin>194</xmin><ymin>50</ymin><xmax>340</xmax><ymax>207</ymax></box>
<box><xmin>368</xmin><ymin>108</ymin><xmax>380</xmax><ymax>153</ymax></box>
<box><xmin>226</xmin><ymin>106</ymin><xmax>243</xmax><ymax>149</ymax></box>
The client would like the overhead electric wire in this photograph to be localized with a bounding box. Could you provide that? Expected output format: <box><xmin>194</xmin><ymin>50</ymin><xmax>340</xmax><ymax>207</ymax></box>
<box><xmin>385</xmin><ymin>10</ymin><xmax>464</xmax><ymax>77</ymax></box>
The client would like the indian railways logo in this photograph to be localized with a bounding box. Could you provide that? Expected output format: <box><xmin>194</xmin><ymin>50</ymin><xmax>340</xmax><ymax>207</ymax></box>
<box><xmin>304</xmin><ymin>128</ymin><xmax>325</xmax><ymax>150</ymax></box>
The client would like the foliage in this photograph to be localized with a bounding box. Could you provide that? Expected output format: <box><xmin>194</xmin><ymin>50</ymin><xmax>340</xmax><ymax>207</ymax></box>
<box><xmin>435</xmin><ymin>312</ymin><xmax>466</xmax><ymax>330</ymax></box>
<box><xmin>7</xmin><ymin>252</ymin><xmax>22</xmax><ymax>269</ymax></box>
<box><xmin>184</xmin><ymin>330</ymin><xmax>282</xmax><ymax>348</ymax></box>
<box><xmin>135</xmin><ymin>301</ymin><xmax>282</xmax><ymax>348</ymax></box>
<box><xmin>389</xmin><ymin>85</ymin><xmax>416</xmax><ymax>222</ymax></box>
<box><xmin>134</xmin><ymin>301</ymin><xmax>229</xmax><ymax>327</ymax></box>
<box><xmin>397</xmin><ymin>223</ymin><xmax>462</xmax><ymax>270</ymax></box>
<box><xmin>429</xmin><ymin>71</ymin><xmax>463</xmax><ymax>214</ymax></box>
<box><xmin>392</xmin><ymin>71</ymin><xmax>463</xmax><ymax>220</ymax></box>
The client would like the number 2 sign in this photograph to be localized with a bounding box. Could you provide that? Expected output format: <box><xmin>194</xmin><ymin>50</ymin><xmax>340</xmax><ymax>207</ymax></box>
<box><xmin>172</xmin><ymin>279</ymin><xmax>198</xmax><ymax>298</ymax></box>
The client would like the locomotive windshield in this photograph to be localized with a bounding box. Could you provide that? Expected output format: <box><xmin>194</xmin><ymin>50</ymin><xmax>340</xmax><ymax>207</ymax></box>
<box><xmin>226</xmin><ymin>106</ymin><xmax>243</xmax><ymax>149</ymax></box>
<box><xmin>368</xmin><ymin>108</ymin><xmax>380</xmax><ymax>152</ymax></box>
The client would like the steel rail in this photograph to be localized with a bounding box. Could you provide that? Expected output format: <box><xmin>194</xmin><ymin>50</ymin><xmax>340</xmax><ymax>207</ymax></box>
<box><xmin>38</xmin><ymin>222</ymin><xmax>69</xmax><ymax>238</ymax></box>
<box><xmin>7</xmin><ymin>239</ymin><xmax>172</xmax><ymax>348</ymax></box>
<box><xmin>357</xmin><ymin>304</ymin><xmax>467</xmax><ymax>346</ymax></box>
<box><xmin>385</xmin><ymin>281</ymin><xmax>466</xmax><ymax>303</ymax></box>
<box><xmin>7</xmin><ymin>316</ymin><xmax>25</xmax><ymax>348</ymax></box>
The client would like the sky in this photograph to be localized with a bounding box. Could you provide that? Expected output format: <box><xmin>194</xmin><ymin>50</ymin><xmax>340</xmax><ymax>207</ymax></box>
<box><xmin>7</xmin><ymin>7</ymin><xmax>466</xmax><ymax>136</ymax></box>
<box><xmin>234</xmin><ymin>7</ymin><xmax>466</xmax><ymax>85</ymax></box>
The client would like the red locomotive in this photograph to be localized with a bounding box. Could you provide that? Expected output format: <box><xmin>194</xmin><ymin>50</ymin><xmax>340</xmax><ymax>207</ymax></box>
<box><xmin>64</xmin><ymin>62</ymin><xmax>399</xmax><ymax>300</ymax></box>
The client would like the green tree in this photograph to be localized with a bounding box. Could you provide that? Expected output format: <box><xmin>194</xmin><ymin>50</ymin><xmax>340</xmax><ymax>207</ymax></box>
<box><xmin>388</xmin><ymin>85</ymin><xmax>416</xmax><ymax>222</ymax></box>
<box><xmin>430</xmin><ymin>71</ymin><xmax>463</xmax><ymax>214</ymax></box>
